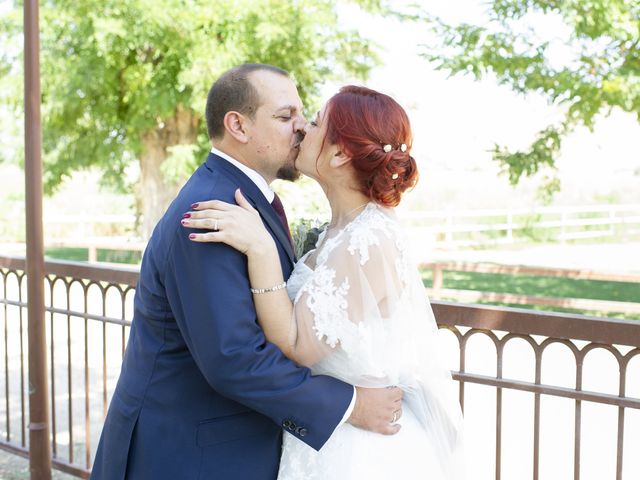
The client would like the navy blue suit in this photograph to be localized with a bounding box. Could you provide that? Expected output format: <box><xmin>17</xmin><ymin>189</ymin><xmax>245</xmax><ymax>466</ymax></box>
<box><xmin>91</xmin><ymin>153</ymin><xmax>353</xmax><ymax>480</ymax></box>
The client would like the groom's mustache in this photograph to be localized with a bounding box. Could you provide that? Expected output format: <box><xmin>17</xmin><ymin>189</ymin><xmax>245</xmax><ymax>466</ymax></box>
<box><xmin>293</xmin><ymin>131</ymin><xmax>305</xmax><ymax>148</ymax></box>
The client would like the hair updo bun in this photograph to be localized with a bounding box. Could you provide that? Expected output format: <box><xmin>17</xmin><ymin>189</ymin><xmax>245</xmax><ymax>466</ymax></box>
<box><xmin>325</xmin><ymin>85</ymin><xmax>418</xmax><ymax>207</ymax></box>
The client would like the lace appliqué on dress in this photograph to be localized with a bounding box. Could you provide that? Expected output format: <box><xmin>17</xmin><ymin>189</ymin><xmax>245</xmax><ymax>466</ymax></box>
<box><xmin>345</xmin><ymin>205</ymin><xmax>390</xmax><ymax>266</ymax></box>
<box><xmin>302</xmin><ymin>264</ymin><xmax>351</xmax><ymax>349</ymax></box>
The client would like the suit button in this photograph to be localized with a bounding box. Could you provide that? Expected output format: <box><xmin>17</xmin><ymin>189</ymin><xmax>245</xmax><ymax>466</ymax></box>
<box><xmin>298</xmin><ymin>428</ymin><xmax>308</xmax><ymax>437</ymax></box>
<box><xmin>283</xmin><ymin>420</ymin><xmax>291</xmax><ymax>428</ymax></box>
<box><xmin>289</xmin><ymin>422</ymin><xmax>297</xmax><ymax>431</ymax></box>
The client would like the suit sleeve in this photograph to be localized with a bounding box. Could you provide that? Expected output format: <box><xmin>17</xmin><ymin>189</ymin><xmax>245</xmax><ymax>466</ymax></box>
<box><xmin>163</xmin><ymin>226</ymin><xmax>353</xmax><ymax>451</ymax></box>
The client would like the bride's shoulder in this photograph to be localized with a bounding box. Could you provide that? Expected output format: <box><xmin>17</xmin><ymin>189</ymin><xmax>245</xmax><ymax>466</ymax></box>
<box><xmin>344</xmin><ymin>203</ymin><xmax>405</xmax><ymax>266</ymax></box>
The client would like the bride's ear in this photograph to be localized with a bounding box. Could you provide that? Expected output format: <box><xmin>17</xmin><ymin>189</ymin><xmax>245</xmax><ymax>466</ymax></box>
<box><xmin>329</xmin><ymin>149</ymin><xmax>351</xmax><ymax>168</ymax></box>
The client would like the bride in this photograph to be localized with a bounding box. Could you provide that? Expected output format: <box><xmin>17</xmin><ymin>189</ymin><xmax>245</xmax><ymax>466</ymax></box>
<box><xmin>182</xmin><ymin>85</ymin><xmax>465</xmax><ymax>479</ymax></box>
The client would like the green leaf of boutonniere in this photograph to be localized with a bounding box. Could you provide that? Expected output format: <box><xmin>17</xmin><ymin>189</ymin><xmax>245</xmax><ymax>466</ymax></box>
<box><xmin>291</xmin><ymin>218</ymin><xmax>328</xmax><ymax>260</ymax></box>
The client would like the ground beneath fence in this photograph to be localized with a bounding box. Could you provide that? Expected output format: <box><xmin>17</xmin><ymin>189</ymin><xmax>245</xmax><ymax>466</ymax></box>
<box><xmin>0</xmin><ymin>450</ymin><xmax>75</xmax><ymax>479</ymax></box>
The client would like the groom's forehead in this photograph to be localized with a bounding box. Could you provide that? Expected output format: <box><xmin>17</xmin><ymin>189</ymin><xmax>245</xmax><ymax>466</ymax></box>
<box><xmin>260</xmin><ymin>89</ymin><xmax>303</xmax><ymax>113</ymax></box>
<box><xmin>250</xmin><ymin>71</ymin><xmax>302</xmax><ymax>111</ymax></box>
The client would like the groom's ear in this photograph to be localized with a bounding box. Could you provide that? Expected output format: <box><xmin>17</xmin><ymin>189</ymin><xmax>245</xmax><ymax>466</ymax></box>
<box><xmin>223</xmin><ymin>111</ymin><xmax>249</xmax><ymax>144</ymax></box>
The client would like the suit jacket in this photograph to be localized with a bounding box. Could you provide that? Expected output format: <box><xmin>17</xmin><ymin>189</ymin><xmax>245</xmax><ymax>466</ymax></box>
<box><xmin>91</xmin><ymin>153</ymin><xmax>353</xmax><ymax>480</ymax></box>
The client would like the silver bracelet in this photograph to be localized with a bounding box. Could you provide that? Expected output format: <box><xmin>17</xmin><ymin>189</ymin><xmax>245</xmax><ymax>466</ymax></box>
<box><xmin>250</xmin><ymin>281</ymin><xmax>287</xmax><ymax>294</ymax></box>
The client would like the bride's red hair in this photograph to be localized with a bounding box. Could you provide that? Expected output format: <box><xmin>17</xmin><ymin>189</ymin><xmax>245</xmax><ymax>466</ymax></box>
<box><xmin>325</xmin><ymin>86</ymin><xmax>418</xmax><ymax>207</ymax></box>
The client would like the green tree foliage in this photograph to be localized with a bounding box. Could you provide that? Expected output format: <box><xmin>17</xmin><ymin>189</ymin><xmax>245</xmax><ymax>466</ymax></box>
<box><xmin>0</xmin><ymin>0</ymin><xmax>390</xmax><ymax>237</ymax></box>
<box><xmin>421</xmin><ymin>0</ymin><xmax>640</xmax><ymax>199</ymax></box>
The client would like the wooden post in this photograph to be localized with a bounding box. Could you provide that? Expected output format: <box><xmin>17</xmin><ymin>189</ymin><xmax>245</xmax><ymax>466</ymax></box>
<box><xmin>559</xmin><ymin>210</ymin><xmax>567</xmax><ymax>244</ymax></box>
<box><xmin>432</xmin><ymin>264</ymin><xmax>444</xmax><ymax>293</ymax></box>
<box><xmin>445</xmin><ymin>214</ymin><xmax>453</xmax><ymax>246</ymax></box>
<box><xmin>609</xmin><ymin>207</ymin><xmax>616</xmax><ymax>237</ymax></box>
<box><xmin>24</xmin><ymin>0</ymin><xmax>52</xmax><ymax>478</ymax></box>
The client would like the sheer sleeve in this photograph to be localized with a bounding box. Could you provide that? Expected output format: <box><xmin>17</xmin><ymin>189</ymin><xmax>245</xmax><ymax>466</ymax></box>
<box><xmin>289</xmin><ymin>205</ymin><xmax>417</xmax><ymax>378</ymax></box>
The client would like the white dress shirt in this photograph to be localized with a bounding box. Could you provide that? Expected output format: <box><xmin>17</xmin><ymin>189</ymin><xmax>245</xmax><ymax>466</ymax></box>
<box><xmin>209</xmin><ymin>147</ymin><xmax>357</xmax><ymax>428</ymax></box>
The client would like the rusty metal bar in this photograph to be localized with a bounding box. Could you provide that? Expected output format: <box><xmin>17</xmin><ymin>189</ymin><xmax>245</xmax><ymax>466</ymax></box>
<box><xmin>19</xmin><ymin>280</ymin><xmax>26</xmax><ymax>447</ymax></box>
<box><xmin>459</xmin><ymin>335</ymin><xmax>465</xmax><ymax>414</ymax></box>
<box><xmin>433</xmin><ymin>301</ymin><xmax>640</xmax><ymax>348</ymax></box>
<box><xmin>495</xmin><ymin>344</ymin><xmax>503</xmax><ymax>480</ymax></box>
<box><xmin>49</xmin><ymin>279</ymin><xmax>57</xmax><ymax>457</ymax></box>
<box><xmin>616</xmin><ymin>362</ymin><xmax>627</xmax><ymax>480</ymax></box>
<box><xmin>84</xmin><ymin>290</ymin><xmax>91</xmax><ymax>468</ymax></box>
<box><xmin>0</xmin><ymin>256</ymin><xmax>139</xmax><ymax>287</ymax></box>
<box><xmin>574</xmin><ymin>360</ymin><xmax>583</xmax><ymax>480</ymax></box>
<box><xmin>24</xmin><ymin>0</ymin><xmax>52</xmax><ymax>477</ymax></box>
<box><xmin>533</xmin><ymin>350</ymin><xmax>542</xmax><ymax>480</ymax></box>
<box><xmin>67</xmin><ymin>287</ymin><xmax>73</xmax><ymax>464</ymax></box>
<box><xmin>102</xmin><ymin>306</ymin><xmax>108</xmax><ymax>420</ymax></box>
<box><xmin>0</xmin><ymin>298</ymin><xmax>132</xmax><ymax>327</ymax></box>
<box><xmin>122</xmin><ymin>323</ymin><xmax>126</xmax><ymax>359</ymax></box>
<box><xmin>3</xmin><ymin>274</ymin><xmax>9</xmax><ymax>442</ymax></box>
<box><xmin>451</xmin><ymin>372</ymin><xmax>640</xmax><ymax>409</ymax></box>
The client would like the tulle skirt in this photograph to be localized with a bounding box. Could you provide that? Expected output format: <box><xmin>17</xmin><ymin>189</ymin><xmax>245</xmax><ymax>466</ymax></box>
<box><xmin>277</xmin><ymin>402</ymin><xmax>447</xmax><ymax>480</ymax></box>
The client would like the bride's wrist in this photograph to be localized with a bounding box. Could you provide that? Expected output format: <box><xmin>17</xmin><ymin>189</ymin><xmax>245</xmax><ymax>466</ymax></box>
<box><xmin>246</xmin><ymin>235</ymin><xmax>277</xmax><ymax>258</ymax></box>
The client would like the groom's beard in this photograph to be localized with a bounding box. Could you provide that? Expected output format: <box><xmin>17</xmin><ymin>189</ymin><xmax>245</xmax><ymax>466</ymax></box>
<box><xmin>276</xmin><ymin>161</ymin><xmax>301</xmax><ymax>182</ymax></box>
<box><xmin>277</xmin><ymin>133</ymin><xmax>304</xmax><ymax>182</ymax></box>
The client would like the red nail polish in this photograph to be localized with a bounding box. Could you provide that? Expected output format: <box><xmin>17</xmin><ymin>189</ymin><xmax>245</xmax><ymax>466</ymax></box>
<box><xmin>181</xmin><ymin>219</ymin><xmax>187</xmax><ymax>225</ymax></box>
<box><xmin>191</xmin><ymin>203</ymin><xmax>199</xmax><ymax>209</ymax></box>
<box><xmin>183</xmin><ymin>213</ymin><xmax>191</xmax><ymax>218</ymax></box>
<box><xmin>189</xmin><ymin>234</ymin><xmax>196</xmax><ymax>240</ymax></box>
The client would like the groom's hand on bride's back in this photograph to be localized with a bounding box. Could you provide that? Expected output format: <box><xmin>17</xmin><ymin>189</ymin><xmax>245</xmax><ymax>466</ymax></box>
<box><xmin>348</xmin><ymin>386</ymin><xmax>403</xmax><ymax>435</ymax></box>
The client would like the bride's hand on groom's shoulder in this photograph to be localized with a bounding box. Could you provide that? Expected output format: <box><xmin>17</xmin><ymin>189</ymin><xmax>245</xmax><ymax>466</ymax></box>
<box><xmin>348</xmin><ymin>386</ymin><xmax>404</xmax><ymax>435</ymax></box>
<box><xmin>181</xmin><ymin>189</ymin><xmax>275</xmax><ymax>256</ymax></box>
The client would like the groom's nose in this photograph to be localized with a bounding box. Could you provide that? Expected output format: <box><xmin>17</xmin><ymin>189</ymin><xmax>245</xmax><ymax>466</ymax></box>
<box><xmin>293</xmin><ymin>111</ymin><xmax>307</xmax><ymax>129</ymax></box>
<box><xmin>293</xmin><ymin>117</ymin><xmax>307</xmax><ymax>138</ymax></box>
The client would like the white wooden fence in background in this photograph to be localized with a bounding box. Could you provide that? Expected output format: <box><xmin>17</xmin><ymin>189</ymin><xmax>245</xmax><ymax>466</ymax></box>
<box><xmin>31</xmin><ymin>203</ymin><xmax>640</xmax><ymax>255</ymax></box>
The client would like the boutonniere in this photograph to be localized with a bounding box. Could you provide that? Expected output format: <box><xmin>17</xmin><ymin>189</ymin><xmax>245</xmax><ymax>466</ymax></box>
<box><xmin>291</xmin><ymin>219</ymin><xmax>328</xmax><ymax>259</ymax></box>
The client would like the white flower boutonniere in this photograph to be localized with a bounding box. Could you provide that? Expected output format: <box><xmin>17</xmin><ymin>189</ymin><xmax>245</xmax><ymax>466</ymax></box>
<box><xmin>291</xmin><ymin>219</ymin><xmax>328</xmax><ymax>259</ymax></box>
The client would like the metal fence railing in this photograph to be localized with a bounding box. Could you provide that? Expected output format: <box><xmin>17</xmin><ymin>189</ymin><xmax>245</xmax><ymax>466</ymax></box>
<box><xmin>1</xmin><ymin>255</ymin><xmax>639</xmax><ymax>479</ymax></box>
<box><xmin>0</xmin><ymin>255</ymin><xmax>137</xmax><ymax>478</ymax></box>
<box><xmin>433</xmin><ymin>302</ymin><xmax>640</xmax><ymax>479</ymax></box>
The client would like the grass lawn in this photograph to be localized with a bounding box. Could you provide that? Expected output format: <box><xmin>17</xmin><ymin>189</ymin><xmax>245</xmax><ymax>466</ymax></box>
<box><xmin>420</xmin><ymin>269</ymin><xmax>640</xmax><ymax>320</ymax></box>
<box><xmin>45</xmin><ymin>247</ymin><xmax>142</xmax><ymax>264</ymax></box>
<box><xmin>43</xmin><ymin>247</ymin><xmax>639</xmax><ymax>320</ymax></box>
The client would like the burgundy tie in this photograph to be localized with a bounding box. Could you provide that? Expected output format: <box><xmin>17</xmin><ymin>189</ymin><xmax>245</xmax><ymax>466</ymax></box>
<box><xmin>271</xmin><ymin>193</ymin><xmax>292</xmax><ymax>241</ymax></box>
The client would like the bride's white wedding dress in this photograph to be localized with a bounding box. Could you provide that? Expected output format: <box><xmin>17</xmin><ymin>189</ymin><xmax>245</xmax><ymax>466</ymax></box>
<box><xmin>278</xmin><ymin>203</ymin><xmax>465</xmax><ymax>479</ymax></box>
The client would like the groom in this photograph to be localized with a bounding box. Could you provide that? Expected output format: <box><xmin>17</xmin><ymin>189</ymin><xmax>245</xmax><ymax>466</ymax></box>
<box><xmin>91</xmin><ymin>64</ymin><xmax>403</xmax><ymax>480</ymax></box>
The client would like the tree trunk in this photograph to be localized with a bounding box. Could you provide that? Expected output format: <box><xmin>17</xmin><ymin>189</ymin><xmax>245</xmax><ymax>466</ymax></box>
<box><xmin>138</xmin><ymin>106</ymin><xmax>199</xmax><ymax>239</ymax></box>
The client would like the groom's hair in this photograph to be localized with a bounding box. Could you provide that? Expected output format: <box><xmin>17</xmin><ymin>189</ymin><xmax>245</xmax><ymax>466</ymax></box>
<box><xmin>206</xmin><ymin>63</ymin><xmax>289</xmax><ymax>139</ymax></box>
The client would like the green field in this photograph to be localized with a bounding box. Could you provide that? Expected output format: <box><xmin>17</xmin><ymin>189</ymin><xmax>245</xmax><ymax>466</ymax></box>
<box><xmin>45</xmin><ymin>247</ymin><xmax>142</xmax><ymax>264</ymax></box>
<box><xmin>420</xmin><ymin>269</ymin><xmax>640</xmax><ymax>320</ymax></box>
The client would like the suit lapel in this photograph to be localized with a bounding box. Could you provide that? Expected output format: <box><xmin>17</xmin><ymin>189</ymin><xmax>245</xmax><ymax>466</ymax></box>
<box><xmin>208</xmin><ymin>154</ymin><xmax>296</xmax><ymax>265</ymax></box>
